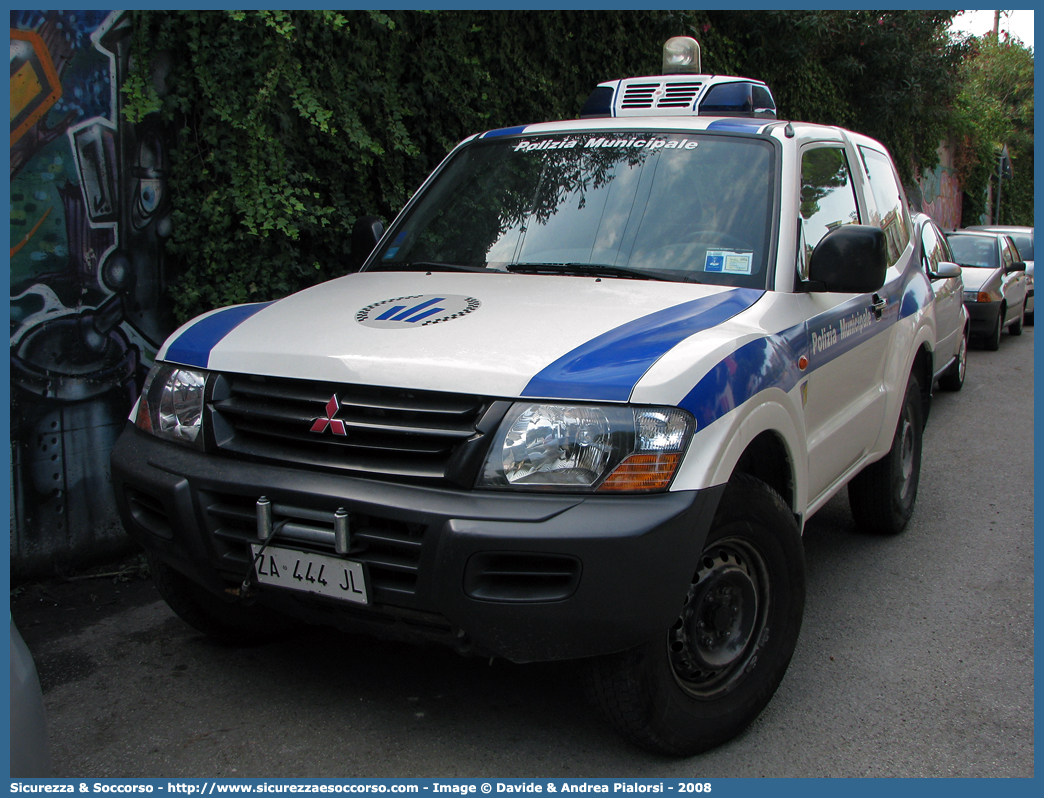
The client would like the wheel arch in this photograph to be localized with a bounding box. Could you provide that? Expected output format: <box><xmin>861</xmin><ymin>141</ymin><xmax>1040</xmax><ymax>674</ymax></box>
<box><xmin>732</xmin><ymin>430</ymin><xmax>795</xmax><ymax>514</ymax></box>
<box><xmin>679</xmin><ymin>390</ymin><xmax>806</xmax><ymax>519</ymax></box>
<box><xmin>911</xmin><ymin>340</ymin><xmax>933</xmax><ymax>426</ymax></box>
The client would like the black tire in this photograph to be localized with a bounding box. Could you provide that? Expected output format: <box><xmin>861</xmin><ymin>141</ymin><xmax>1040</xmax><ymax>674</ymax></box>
<box><xmin>1025</xmin><ymin>309</ymin><xmax>1033</xmax><ymax>326</ymax></box>
<box><xmin>848</xmin><ymin>374</ymin><xmax>923</xmax><ymax>535</ymax></box>
<box><xmin>984</xmin><ymin>305</ymin><xmax>1003</xmax><ymax>351</ymax></box>
<box><xmin>583</xmin><ymin>474</ymin><xmax>805</xmax><ymax>756</ymax></box>
<box><xmin>1009</xmin><ymin>301</ymin><xmax>1025</xmax><ymax>336</ymax></box>
<box><xmin>147</xmin><ymin>553</ymin><xmax>297</xmax><ymax>645</ymax></box>
<box><xmin>938</xmin><ymin>327</ymin><xmax>968</xmax><ymax>391</ymax></box>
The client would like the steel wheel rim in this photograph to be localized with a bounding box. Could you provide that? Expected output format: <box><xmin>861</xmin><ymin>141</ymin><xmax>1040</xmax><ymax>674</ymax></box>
<box><xmin>669</xmin><ymin>537</ymin><xmax>768</xmax><ymax>699</ymax></box>
<box><xmin>957</xmin><ymin>334</ymin><xmax>967</xmax><ymax>382</ymax></box>
<box><xmin>898</xmin><ymin>411</ymin><xmax>916</xmax><ymax>501</ymax></box>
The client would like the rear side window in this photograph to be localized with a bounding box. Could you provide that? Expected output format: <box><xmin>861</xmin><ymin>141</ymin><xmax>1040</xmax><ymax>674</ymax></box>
<box><xmin>859</xmin><ymin>146</ymin><xmax>911</xmax><ymax>267</ymax></box>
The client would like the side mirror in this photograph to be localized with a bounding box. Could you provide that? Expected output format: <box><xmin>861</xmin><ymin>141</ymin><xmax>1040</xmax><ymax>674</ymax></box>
<box><xmin>350</xmin><ymin>215</ymin><xmax>384</xmax><ymax>271</ymax></box>
<box><xmin>807</xmin><ymin>224</ymin><xmax>888</xmax><ymax>293</ymax></box>
<box><xmin>930</xmin><ymin>261</ymin><xmax>962</xmax><ymax>280</ymax></box>
<box><xmin>1009</xmin><ymin>261</ymin><xmax>1026</xmax><ymax>273</ymax></box>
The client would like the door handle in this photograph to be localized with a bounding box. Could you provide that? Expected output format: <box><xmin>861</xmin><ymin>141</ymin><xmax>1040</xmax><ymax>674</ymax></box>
<box><xmin>870</xmin><ymin>293</ymin><xmax>888</xmax><ymax>320</ymax></box>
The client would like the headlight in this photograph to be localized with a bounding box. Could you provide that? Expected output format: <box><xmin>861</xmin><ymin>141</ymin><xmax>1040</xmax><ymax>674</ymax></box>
<box><xmin>133</xmin><ymin>362</ymin><xmax>208</xmax><ymax>449</ymax></box>
<box><xmin>478</xmin><ymin>403</ymin><xmax>694</xmax><ymax>492</ymax></box>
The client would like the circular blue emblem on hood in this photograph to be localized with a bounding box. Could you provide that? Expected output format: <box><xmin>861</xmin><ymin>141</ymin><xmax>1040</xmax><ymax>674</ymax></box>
<box><xmin>355</xmin><ymin>294</ymin><xmax>481</xmax><ymax>328</ymax></box>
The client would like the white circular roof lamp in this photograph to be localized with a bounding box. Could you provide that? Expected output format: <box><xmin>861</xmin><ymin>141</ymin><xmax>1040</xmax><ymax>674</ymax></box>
<box><xmin>663</xmin><ymin>36</ymin><xmax>701</xmax><ymax>74</ymax></box>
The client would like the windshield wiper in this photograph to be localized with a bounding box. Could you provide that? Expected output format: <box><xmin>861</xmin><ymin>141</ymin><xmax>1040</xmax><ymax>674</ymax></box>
<box><xmin>504</xmin><ymin>262</ymin><xmax>670</xmax><ymax>281</ymax></box>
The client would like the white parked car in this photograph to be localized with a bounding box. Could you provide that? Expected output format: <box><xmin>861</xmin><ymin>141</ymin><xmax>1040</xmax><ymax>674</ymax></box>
<box><xmin>112</xmin><ymin>38</ymin><xmax>946</xmax><ymax>756</ymax></box>
<box><xmin>914</xmin><ymin>213</ymin><xmax>968</xmax><ymax>390</ymax></box>
<box><xmin>10</xmin><ymin>618</ymin><xmax>51</xmax><ymax>777</ymax></box>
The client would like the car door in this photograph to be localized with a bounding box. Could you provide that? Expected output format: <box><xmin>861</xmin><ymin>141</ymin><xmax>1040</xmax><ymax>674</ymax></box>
<box><xmin>796</xmin><ymin>143</ymin><xmax>897</xmax><ymax>502</ymax></box>
<box><xmin>922</xmin><ymin>219</ymin><xmax>961</xmax><ymax>360</ymax></box>
<box><xmin>999</xmin><ymin>236</ymin><xmax>1027</xmax><ymax>321</ymax></box>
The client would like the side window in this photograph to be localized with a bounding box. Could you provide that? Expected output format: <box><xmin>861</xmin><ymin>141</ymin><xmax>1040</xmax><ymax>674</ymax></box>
<box><xmin>921</xmin><ymin>221</ymin><xmax>945</xmax><ymax>274</ymax></box>
<box><xmin>1000</xmin><ymin>238</ymin><xmax>1014</xmax><ymax>269</ymax></box>
<box><xmin>799</xmin><ymin>146</ymin><xmax>860</xmax><ymax>270</ymax></box>
<box><xmin>858</xmin><ymin>146</ymin><xmax>911</xmax><ymax>267</ymax></box>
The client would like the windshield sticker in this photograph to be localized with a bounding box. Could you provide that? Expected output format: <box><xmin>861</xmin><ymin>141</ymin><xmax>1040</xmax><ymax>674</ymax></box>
<box><xmin>705</xmin><ymin>251</ymin><xmax>754</xmax><ymax>275</ymax></box>
<box><xmin>382</xmin><ymin>231</ymin><xmax>407</xmax><ymax>260</ymax></box>
<box><xmin>356</xmin><ymin>294</ymin><xmax>480</xmax><ymax>328</ymax></box>
<box><xmin>512</xmin><ymin>136</ymin><xmax>698</xmax><ymax>153</ymax></box>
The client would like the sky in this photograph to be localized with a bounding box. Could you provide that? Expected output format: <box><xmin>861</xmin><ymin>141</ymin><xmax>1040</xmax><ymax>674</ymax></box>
<box><xmin>947</xmin><ymin>9</ymin><xmax>1034</xmax><ymax>50</ymax></box>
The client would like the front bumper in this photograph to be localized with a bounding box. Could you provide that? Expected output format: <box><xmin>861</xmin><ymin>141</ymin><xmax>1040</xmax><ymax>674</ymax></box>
<box><xmin>964</xmin><ymin>300</ymin><xmax>1003</xmax><ymax>337</ymax></box>
<box><xmin>111</xmin><ymin>425</ymin><xmax>723</xmax><ymax>663</ymax></box>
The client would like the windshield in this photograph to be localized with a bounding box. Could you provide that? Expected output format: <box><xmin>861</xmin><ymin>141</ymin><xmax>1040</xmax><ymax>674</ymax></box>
<box><xmin>946</xmin><ymin>235</ymin><xmax>998</xmax><ymax>269</ymax></box>
<box><xmin>368</xmin><ymin>132</ymin><xmax>777</xmax><ymax>288</ymax></box>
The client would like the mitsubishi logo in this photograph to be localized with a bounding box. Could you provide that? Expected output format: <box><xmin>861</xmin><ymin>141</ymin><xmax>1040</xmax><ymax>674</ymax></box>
<box><xmin>311</xmin><ymin>395</ymin><xmax>347</xmax><ymax>436</ymax></box>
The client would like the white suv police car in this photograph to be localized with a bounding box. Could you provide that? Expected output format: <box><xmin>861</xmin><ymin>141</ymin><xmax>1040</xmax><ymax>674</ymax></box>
<box><xmin>112</xmin><ymin>39</ymin><xmax>939</xmax><ymax>756</ymax></box>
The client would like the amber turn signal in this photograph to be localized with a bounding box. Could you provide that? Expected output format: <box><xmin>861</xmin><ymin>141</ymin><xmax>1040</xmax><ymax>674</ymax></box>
<box><xmin>597</xmin><ymin>453</ymin><xmax>681</xmax><ymax>492</ymax></box>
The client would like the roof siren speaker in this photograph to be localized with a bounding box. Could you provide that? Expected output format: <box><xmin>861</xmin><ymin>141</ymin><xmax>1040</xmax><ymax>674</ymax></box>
<box><xmin>662</xmin><ymin>37</ymin><xmax>701</xmax><ymax>74</ymax></box>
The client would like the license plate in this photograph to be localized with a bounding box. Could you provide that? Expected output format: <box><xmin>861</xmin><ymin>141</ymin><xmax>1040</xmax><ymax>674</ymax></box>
<box><xmin>250</xmin><ymin>544</ymin><xmax>368</xmax><ymax>605</ymax></box>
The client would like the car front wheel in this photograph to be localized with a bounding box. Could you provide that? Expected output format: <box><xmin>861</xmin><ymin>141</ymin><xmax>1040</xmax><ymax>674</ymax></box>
<box><xmin>939</xmin><ymin>328</ymin><xmax>968</xmax><ymax>391</ymax></box>
<box><xmin>1009</xmin><ymin>301</ymin><xmax>1025</xmax><ymax>336</ymax></box>
<box><xmin>583</xmin><ymin>473</ymin><xmax>805</xmax><ymax>756</ymax></box>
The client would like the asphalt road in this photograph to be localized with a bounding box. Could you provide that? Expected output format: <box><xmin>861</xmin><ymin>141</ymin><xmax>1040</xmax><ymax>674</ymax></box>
<box><xmin>12</xmin><ymin>327</ymin><xmax>1034</xmax><ymax>778</ymax></box>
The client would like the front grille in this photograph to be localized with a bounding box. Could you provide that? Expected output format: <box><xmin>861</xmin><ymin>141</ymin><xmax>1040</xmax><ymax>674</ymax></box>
<box><xmin>201</xmin><ymin>492</ymin><xmax>426</xmax><ymax>603</ymax></box>
<box><xmin>208</xmin><ymin>373</ymin><xmax>505</xmax><ymax>485</ymax></box>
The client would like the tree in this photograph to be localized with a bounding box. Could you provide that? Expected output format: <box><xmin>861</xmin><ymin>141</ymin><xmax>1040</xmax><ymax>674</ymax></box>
<box><xmin>952</xmin><ymin>33</ymin><xmax>1034</xmax><ymax>226</ymax></box>
<box><xmin>705</xmin><ymin>11</ymin><xmax>966</xmax><ymax>183</ymax></box>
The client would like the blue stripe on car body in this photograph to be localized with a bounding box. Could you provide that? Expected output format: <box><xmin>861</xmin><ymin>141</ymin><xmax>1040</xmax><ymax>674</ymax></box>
<box><xmin>163</xmin><ymin>302</ymin><xmax>272</xmax><ymax>369</ymax></box>
<box><xmin>681</xmin><ymin>322</ymin><xmax>807</xmax><ymax>429</ymax></box>
<box><xmin>681</xmin><ymin>263</ymin><xmax>930</xmax><ymax>429</ymax></box>
<box><xmin>522</xmin><ymin>288</ymin><xmax>764</xmax><ymax>402</ymax></box>
<box><xmin>482</xmin><ymin>125</ymin><xmax>530</xmax><ymax>138</ymax></box>
<box><xmin>706</xmin><ymin>119</ymin><xmax>767</xmax><ymax>134</ymax></box>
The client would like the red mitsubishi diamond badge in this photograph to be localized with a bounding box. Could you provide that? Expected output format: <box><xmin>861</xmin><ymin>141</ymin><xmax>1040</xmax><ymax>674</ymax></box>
<box><xmin>311</xmin><ymin>395</ymin><xmax>347</xmax><ymax>436</ymax></box>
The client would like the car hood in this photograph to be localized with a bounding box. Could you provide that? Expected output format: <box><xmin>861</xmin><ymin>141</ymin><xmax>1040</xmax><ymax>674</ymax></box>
<box><xmin>958</xmin><ymin>267</ymin><xmax>1001</xmax><ymax>293</ymax></box>
<box><xmin>158</xmin><ymin>271</ymin><xmax>766</xmax><ymax>401</ymax></box>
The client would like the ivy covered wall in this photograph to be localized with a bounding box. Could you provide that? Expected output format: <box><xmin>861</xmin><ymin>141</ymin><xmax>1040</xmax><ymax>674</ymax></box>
<box><xmin>127</xmin><ymin>10</ymin><xmax>971</xmax><ymax>322</ymax></box>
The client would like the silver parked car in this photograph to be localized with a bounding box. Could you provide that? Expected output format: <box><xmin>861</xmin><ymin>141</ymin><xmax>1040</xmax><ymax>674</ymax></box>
<box><xmin>944</xmin><ymin>230</ymin><xmax>1028</xmax><ymax>351</ymax></box>
<box><xmin>966</xmin><ymin>225</ymin><xmax>1033</xmax><ymax>323</ymax></box>
<box><xmin>914</xmin><ymin>214</ymin><xmax>968</xmax><ymax>390</ymax></box>
<box><xmin>10</xmin><ymin>617</ymin><xmax>51</xmax><ymax>777</ymax></box>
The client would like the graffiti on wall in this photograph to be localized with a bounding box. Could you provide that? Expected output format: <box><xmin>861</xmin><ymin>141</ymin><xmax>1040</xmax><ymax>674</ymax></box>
<box><xmin>10</xmin><ymin>10</ymin><xmax>177</xmax><ymax>575</ymax></box>
<box><xmin>914</xmin><ymin>145</ymin><xmax>963</xmax><ymax>231</ymax></box>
